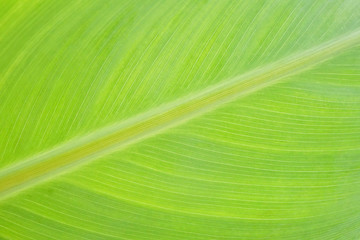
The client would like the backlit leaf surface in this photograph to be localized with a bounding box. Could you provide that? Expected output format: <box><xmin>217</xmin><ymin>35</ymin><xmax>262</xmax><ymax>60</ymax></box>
<box><xmin>1</xmin><ymin>0</ymin><xmax>360</xmax><ymax>239</ymax></box>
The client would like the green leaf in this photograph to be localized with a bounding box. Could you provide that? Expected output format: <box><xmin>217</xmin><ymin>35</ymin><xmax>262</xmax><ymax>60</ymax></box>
<box><xmin>1</xmin><ymin>0</ymin><xmax>360</xmax><ymax>239</ymax></box>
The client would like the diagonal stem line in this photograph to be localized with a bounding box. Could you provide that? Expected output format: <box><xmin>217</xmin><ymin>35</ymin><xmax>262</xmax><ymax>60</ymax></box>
<box><xmin>1</xmin><ymin>29</ymin><xmax>360</xmax><ymax>200</ymax></box>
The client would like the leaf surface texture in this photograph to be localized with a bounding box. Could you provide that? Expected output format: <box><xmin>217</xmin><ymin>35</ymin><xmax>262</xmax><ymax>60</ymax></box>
<box><xmin>1</xmin><ymin>0</ymin><xmax>360</xmax><ymax>239</ymax></box>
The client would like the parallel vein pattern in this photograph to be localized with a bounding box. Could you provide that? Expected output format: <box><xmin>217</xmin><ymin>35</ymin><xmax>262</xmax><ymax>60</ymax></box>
<box><xmin>1</xmin><ymin>28</ymin><xmax>360</xmax><ymax>199</ymax></box>
<box><xmin>1</xmin><ymin>0</ymin><xmax>360</xmax><ymax>239</ymax></box>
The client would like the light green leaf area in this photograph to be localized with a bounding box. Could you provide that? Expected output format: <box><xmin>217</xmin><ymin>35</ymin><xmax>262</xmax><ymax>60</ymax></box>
<box><xmin>1</xmin><ymin>0</ymin><xmax>360</xmax><ymax>239</ymax></box>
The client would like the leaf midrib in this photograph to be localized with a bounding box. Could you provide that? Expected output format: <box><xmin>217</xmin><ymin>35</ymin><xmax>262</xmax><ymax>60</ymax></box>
<box><xmin>1</xmin><ymin>28</ymin><xmax>360</xmax><ymax>200</ymax></box>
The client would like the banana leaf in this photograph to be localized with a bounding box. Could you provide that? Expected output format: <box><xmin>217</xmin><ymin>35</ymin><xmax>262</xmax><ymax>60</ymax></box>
<box><xmin>1</xmin><ymin>0</ymin><xmax>360</xmax><ymax>239</ymax></box>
